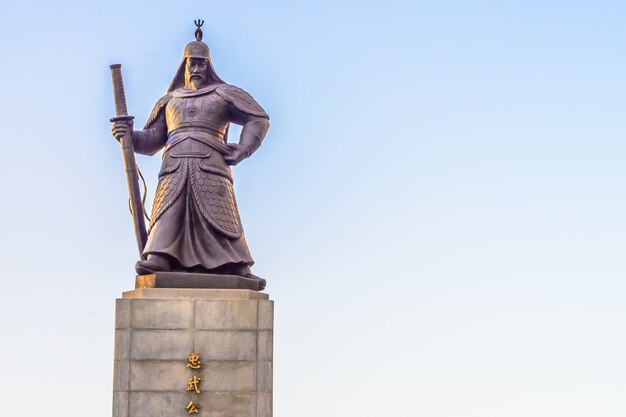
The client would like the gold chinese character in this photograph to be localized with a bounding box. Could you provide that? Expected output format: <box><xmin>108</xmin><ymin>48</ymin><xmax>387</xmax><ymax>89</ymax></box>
<box><xmin>187</xmin><ymin>352</ymin><xmax>201</xmax><ymax>369</ymax></box>
<box><xmin>185</xmin><ymin>401</ymin><xmax>200</xmax><ymax>414</ymax></box>
<box><xmin>186</xmin><ymin>375</ymin><xmax>202</xmax><ymax>394</ymax></box>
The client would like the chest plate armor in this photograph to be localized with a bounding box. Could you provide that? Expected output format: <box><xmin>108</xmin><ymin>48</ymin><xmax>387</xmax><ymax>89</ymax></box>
<box><xmin>164</xmin><ymin>92</ymin><xmax>231</xmax><ymax>157</ymax></box>
<box><xmin>165</xmin><ymin>93</ymin><xmax>230</xmax><ymax>137</ymax></box>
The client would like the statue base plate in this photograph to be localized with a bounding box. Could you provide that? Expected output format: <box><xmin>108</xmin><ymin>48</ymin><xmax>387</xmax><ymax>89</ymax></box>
<box><xmin>136</xmin><ymin>272</ymin><xmax>262</xmax><ymax>291</ymax></box>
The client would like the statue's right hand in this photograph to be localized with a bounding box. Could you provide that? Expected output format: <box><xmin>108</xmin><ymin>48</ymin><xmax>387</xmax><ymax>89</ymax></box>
<box><xmin>111</xmin><ymin>118</ymin><xmax>134</xmax><ymax>141</ymax></box>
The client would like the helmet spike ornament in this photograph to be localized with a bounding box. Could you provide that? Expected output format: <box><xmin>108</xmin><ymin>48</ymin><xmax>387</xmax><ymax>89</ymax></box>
<box><xmin>194</xmin><ymin>19</ymin><xmax>204</xmax><ymax>41</ymax></box>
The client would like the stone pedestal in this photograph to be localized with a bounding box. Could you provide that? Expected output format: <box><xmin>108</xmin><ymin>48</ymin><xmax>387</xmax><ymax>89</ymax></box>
<box><xmin>113</xmin><ymin>288</ymin><xmax>273</xmax><ymax>417</ymax></box>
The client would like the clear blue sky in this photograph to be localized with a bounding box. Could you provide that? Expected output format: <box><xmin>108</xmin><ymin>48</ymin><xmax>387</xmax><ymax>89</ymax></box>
<box><xmin>1</xmin><ymin>1</ymin><xmax>625</xmax><ymax>416</ymax></box>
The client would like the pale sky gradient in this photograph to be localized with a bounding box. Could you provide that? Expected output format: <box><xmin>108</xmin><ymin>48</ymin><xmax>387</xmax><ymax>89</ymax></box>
<box><xmin>1</xmin><ymin>1</ymin><xmax>625</xmax><ymax>416</ymax></box>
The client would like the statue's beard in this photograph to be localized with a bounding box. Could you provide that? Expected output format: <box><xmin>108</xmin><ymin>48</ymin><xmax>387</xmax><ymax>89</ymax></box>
<box><xmin>186</xmin><ymin>74</ymin><xmax>206</xmax><ymax>90</ymax></box>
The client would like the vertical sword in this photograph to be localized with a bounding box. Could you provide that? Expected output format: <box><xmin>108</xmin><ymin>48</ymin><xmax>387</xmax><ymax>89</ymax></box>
<box><xmin>109</xmin><ymin>64</ymin><xmax>148</xmax><ymax>256</ymax></box>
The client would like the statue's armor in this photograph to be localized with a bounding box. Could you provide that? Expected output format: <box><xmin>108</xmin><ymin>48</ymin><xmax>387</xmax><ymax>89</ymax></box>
<box><xmin>150</xmin><ymin>88</ymin><xmax>243</xmax><ymax>239</ymax></box>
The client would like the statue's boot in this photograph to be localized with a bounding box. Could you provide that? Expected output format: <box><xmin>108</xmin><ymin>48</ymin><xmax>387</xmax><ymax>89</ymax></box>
<box><xmin>135</xmin><ymin>254</ymin><xmax>171</xmax><ymax>275</ymax></box>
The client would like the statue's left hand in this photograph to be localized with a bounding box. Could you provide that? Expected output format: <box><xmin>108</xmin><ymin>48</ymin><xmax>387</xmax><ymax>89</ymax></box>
<box><xmin>224</xmin><ymin>143</ymin><xmax>248</xmax><ymax>166</ymax></box>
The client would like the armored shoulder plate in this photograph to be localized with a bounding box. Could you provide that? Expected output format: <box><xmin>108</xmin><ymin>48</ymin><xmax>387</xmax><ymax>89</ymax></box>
<box><xmin>216</xmin><ymin>84</ymin><xmax>269</xmax><ymax>119</ymax></box>
<box><xmin>144</xmin><ymin>93</ymin><xmax>173</xmax><ymax>129</ymax></box>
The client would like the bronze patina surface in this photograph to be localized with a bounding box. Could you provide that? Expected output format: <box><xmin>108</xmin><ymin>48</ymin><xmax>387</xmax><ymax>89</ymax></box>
<box><xmin>111</xmin><ymin>21</ymin><xmax>269</xmax><ymax>290</ymax></box>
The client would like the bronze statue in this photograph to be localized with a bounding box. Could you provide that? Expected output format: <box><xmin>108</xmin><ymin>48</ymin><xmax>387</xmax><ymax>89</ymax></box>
<box><xmin>110</xmin><ymin>21</ymin><xmax>269</xmax><ymax>289</ymax></box>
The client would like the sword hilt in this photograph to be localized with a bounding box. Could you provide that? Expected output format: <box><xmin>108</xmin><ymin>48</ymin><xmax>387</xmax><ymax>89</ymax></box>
<box><xmin>110</xmin><ymin>64</ymin><xmax>129</xmax><ymax>117</ymax></box>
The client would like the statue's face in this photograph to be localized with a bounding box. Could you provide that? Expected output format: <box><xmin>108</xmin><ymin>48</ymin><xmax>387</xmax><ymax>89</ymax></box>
<box><xmin>185</xmin><ymin>58</ymin><xmax>208</xmax><ymax>89</ymax></box>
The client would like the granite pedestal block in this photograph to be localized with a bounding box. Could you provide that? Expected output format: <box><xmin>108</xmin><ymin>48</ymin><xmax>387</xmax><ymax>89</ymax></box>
<box><xmin>113</xmin><ymin>289</ymin><xmax>273</xmax><ymax>417</ymax></box>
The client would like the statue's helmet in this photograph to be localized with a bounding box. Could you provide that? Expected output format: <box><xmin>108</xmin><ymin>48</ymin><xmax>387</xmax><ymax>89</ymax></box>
<box><xmin>184</xmin><ymin>40</ymin><xmax>211</xmax><ymax>60</ymax></box>
<box><xmin>167</xmin><ymin>20</ymin><xmax>225</xmax><ymax>92</ymax></box>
